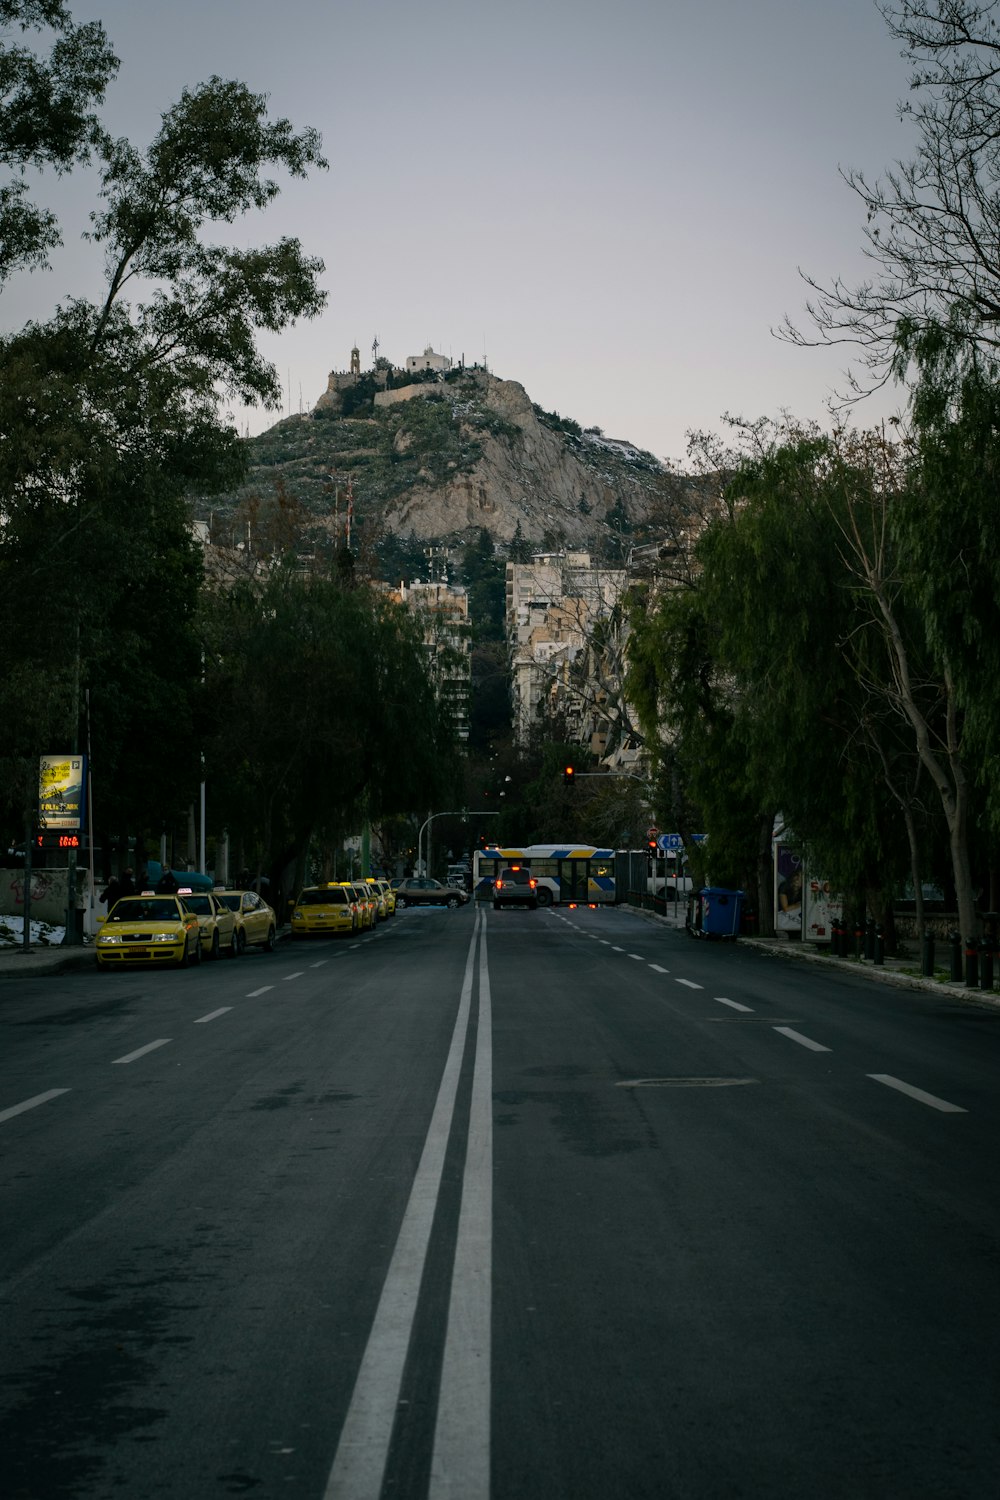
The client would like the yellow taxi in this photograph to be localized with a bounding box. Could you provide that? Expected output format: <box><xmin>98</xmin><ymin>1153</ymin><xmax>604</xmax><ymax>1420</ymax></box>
<box><xmin>291</xmin><ymin>884</ymin><xmax>358</xmax><ymax>939</ymax></box>
<box><xmin>177</xmin><ymin>888</ymin><xmax>240</xmax><ymax>959</ymax></box>
<box><xmin>212</xmin><ymin>889</ymin><xmax>278</xmax><ymax>953</ymax></box>
<box><xmin>364</xmin><ymin>878</ymin><xmax>389</xmax><ymax>922</ymax></box>
<box><xmin>339</xmin><ymin>881</ymin><xmax>374</xmax><ymax>930</ymax></box>
<box><xmin>96</xmin><ymin>893</ymin><xmax>201</xmax><ymax>970</ymax></box>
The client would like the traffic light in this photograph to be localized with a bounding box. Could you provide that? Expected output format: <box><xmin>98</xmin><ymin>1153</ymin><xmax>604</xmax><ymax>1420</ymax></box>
<box><xmin>563</xmin><ymin>765</ymin><xmax>575</xmax><ymax>786</ymax></box>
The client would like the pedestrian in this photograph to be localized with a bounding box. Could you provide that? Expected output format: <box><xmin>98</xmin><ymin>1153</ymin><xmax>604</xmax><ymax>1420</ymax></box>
<box><xmin>119</xmin><ymin>867</ymin><xmax>136</xmax><ymax>897</ymax></box>
<box><xmin>156</xmin><ymin>863</ymin><xmax>179</xmax><ymax>894</ymax></box>
<box><xmin>100</xmin><ymin>874</ymin><xmax>123</xmax><ymax>908</ymax></box>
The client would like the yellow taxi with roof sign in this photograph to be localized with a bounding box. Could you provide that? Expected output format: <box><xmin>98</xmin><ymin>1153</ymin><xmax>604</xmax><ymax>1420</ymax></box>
<box><xmin>364</xmin><ymin>878</ymin><xmax>389</xmax><ymax>922</ymax></box>
<box><xmin>95</xmin><ymin>892</ymin><xmax>202</xmax><ymax>969</ymax></box>
<box><xmin>292</xmin><ymin>883</ymin><xmax>358</xmax><ymax>938</ymax></box>
<box><xmin>342</xmin><ymin>881</ymin><xmax>374</xmax><ymax>929</ymax></box>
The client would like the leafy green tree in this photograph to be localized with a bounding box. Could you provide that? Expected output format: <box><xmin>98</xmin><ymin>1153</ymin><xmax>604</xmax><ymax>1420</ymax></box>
<box><xmin>628</xmin><ymin>420</ymin><xmax>927</xmax><ymax>935</ymax></box>
<box><xmin>0</xmin><ymin>4</ymin><xmax>327</xmax><ymax>846</ymax></box>
<box><xmin>201</xmin><ymin>564</ymin><xmax>460</xmax><ymax>908</ymax></box>
<box><xmin>0</xmin><ymin>0</ymin><xmax>118</xmax><ymax>279</ymax></box>
<box><xmin>460</xmin><ymin>527</ymin><xmax>505</xmax><ymax>642</ymax></box>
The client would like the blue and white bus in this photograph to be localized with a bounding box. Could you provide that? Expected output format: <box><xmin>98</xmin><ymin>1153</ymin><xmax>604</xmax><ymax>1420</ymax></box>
<box><xmin>472</xmin><ymin>844</ymin><xmax>615</xmax><ymax>907</ymax></box>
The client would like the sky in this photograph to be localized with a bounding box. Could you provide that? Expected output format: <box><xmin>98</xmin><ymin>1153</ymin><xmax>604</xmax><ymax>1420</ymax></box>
<box><xmin>7</xmin><ymin>0</ymin><xmax>916</xmax><ymax>466</ymax></box>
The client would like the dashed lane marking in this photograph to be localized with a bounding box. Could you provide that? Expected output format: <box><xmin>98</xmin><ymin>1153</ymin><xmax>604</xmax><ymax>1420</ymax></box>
<box><xmin>283</xmin><ymin>971</ymin><xmax>305</xmax><ymax>980</ymax></box>
<box><xmin>649</xmin><ymin>964</ymin><xmax>669</xmax><ymax>974</ymax></box>
<box><xmin>774</xmin><ymin>1026</ymin><xmax>831</xmax><ymax>1053</ymax></box>
<box><xmin>112</xmin><ymin>1039</ymin><xmax>172</xmax><ymax>1065</ymax></box>
<box><xmin>716</xmin><ymin>997</ymin><xmax>753</xmax><ymax>1012</ymax></box>
<box><xmin>194</xmin><ymin>1007</ymin><xmax>232</xmax><ymax>1024</ymax></box>
<box><xmin>0</xmin><ymin>1089</ymin><xmax>70</xmax><ymax>1125</ymax></box>
<box><xmin>247</xmin><ymin>986</ymin><xmax>273</xmax><ymax>997</ymax></box>
<box><xmin>868</xmin><ymin>1073</ymin><xmax>967</xmax><ymax>1113</ymax></box>
<box><xmin>674</xmin><ymin>978</ymin><xmax>704</xmax><ymax>990</ymax></box>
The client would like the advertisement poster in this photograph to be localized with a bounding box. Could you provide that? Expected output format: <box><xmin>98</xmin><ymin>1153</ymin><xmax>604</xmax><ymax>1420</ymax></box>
<box><xmin>38</xmin><ymin>755</ymin><xmax>86</xmax><ymax>829</ymax></box>
<box><xmin>774</xmin><ymin>844</ymin><xmax>803</xmax><ymax>932</ymax></box>
<box><xmin>803</xmin><ymin>875</ymin><xmax>843</xmax><ymax>941</ymax></box>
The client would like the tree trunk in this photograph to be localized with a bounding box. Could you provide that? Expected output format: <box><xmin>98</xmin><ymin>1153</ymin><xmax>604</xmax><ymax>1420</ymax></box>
<box><xmin>756</xmin><ymin>810</ymin><xmax>775</xmax><ymax>937</ymax></box>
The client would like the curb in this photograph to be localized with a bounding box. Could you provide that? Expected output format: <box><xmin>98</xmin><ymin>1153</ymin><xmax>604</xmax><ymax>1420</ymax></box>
<box><xmin>0</xmin><ymin>924</ymin><xmax>294</xmax><ymax>980</ymax></box>
<box><xmin>624</xmin><ymin>902</ymin><xmax>1000</xmax><ymax>1012</ymax></box>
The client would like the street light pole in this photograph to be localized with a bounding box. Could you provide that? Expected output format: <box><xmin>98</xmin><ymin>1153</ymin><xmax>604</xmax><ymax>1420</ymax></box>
<box><xmin>418</xmin><ymin>809</ymin><xmax>501</xmax><ymax>877</ymax></box>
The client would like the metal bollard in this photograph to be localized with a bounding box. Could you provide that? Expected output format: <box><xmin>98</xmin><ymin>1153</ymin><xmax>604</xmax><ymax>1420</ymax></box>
<box><xmin>865</xmin><ymin>918</ymin><xmax>877</xmax><ymax>961</ymax></box>
<box><xmin>853</xmin><ymin>921</ymin><xmax>864</xmax><ymax>960</ymax></box>
<box><xmin>949</xmin><ymin>931</ymin><xmax>963</xmax><ymax>983</ymax></box>
<box><xmin>874</xmin><ymin>923</ymin><xmax>885</xmax><ymax>966</ymax></box>
<box><xmin>965</xmin><ymin>938</ymin><xmax>979</xmax><ymax>989</ymax></box>
<box><xmin>921</xmin><ymin>929</ymin><xmax>935</xmax><ymax>978</ymax></box>
<box><xmin>979</xmin><ymin>939</ymin><xmax>994</xmax><ymax>992</ymax></box>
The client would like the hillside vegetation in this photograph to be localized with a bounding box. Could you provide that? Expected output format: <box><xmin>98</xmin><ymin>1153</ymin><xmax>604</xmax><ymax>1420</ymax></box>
<box><xmin>198</xmin><ymin>366</ymin><xmax>690</xmax><ymax>574</ymax></box>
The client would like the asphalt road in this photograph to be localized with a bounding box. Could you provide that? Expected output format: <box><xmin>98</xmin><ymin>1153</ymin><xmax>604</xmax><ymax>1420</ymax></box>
<box><xmin>1</xmin><ymin>904</ymin><xmax>998</xmax><ymax>1499</ymax></box>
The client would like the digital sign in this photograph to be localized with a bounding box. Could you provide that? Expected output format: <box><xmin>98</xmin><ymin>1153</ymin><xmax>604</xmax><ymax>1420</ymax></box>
<box><xmin>35</xmin><ymin>832</ymin><xmax>83</xmax><ymax>850</ymax></box>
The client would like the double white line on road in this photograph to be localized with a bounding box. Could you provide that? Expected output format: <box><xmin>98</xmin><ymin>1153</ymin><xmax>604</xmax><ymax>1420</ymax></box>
<box><xmin>324</xmin><ymin>909</ymin><xmax>492</xmax><ymax>1500</ymax></box>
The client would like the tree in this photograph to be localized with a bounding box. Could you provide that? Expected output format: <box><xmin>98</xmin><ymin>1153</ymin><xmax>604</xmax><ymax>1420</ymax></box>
<box><xmin>201</xmin><ymin>563</ymin><xmax>460</xmax><ymax>908</ymax></box>
<box><xmin>783</xmin><ymin>0</ymin><xmax>1000</xmax><ymax>390</ymax></box>
<box><xmin>459</xmin><ymin>527</ymin><xmax>505</xmax><ymax>642</ymax></box>
<box><xmin>0</xmin><ymin>4</ymin><xmax>328</xmax><ymax>845</ymax></box>
<box><xmin>627</xmin><ymin>418</ymin><xmax>931</xmax><ymax>937</ymax></box>
<box><xmin>0</xmin><ymin>1</ymin><xmax>118</xmax><ymax>280</ymax></box>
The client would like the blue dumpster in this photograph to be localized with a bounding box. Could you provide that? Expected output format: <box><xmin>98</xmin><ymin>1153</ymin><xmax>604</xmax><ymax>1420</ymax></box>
<box><xmin>686</xmin><ymin>886</ymin><xmax>744</xmax><ymax>939</ymax></box>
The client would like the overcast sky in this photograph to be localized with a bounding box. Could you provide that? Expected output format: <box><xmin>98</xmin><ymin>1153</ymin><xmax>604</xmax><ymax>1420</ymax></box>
<box><xmin>8</xmin><ymin>0</ymin><xmax>915</xmax><ymax>465</ymax></box>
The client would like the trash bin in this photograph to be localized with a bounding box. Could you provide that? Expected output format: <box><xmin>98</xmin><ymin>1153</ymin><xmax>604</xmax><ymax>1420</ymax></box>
<box><xmin>690</xmin><ymin>886</ymin><xmax>744</xmax><ymax>940</ymax></box>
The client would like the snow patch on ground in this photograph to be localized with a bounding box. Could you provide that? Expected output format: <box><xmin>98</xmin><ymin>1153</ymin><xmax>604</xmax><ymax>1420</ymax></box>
<box><xmin>0</xmin><ymin>916</ymin><xmax>67</xmax><ymax>948</ymax></box>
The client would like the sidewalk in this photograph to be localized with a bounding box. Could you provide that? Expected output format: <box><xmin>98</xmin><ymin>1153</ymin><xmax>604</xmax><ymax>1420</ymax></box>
<box><xmin>0</xmin><ymin>942</ymin><xmax>96</xmax><ymax>978</ymax></box>
<box><xmin>629</xmin><ymin>903</ymin><xmax>1000</xmax><ymax>1011</ymax></box>
<box><xmin>0</xmin><ymin>928</ymin><xmax>293</xmax><ymax>980</ymax></box>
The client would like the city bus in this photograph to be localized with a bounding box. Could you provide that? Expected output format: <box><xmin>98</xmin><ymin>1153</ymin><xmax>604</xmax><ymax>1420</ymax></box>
<box><xmin>472</xmin><ymin>844</ymin><xmax>615</xmax><ymax>907</ymax></box>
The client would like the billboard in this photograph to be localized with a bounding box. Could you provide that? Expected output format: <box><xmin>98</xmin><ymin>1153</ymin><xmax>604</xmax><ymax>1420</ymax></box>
<box><xmin>774</xmin><ymin>843</ymin><xmax>803</xmax><ymax>932</ymax></box>
<box><xmin>38</xmin><ymin>755</ymin><xmax>86</xmax><ymax>830</ymax></box>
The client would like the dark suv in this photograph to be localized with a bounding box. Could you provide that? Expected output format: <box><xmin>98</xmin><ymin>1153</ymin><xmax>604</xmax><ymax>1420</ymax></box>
<box><xmin>492</xmin><ymin>865</ymin><xmax>538</xmax><ymax>911</ymax></box>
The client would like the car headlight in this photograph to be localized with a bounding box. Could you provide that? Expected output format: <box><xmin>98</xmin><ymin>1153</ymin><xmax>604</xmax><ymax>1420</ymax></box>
<box><xmin>98</xmin><ymin>933</ymin><xmax>122</xmax><ymax>945</ymax></box>
<box><xmin>151</xmin><ymin>931</ymin><xmax>180</xmax><ymax>943</ymax></box>
<box><xmin>292</xmin><ymin>911</ymin><xmax>304</xmax><ymax>921</ymax></box>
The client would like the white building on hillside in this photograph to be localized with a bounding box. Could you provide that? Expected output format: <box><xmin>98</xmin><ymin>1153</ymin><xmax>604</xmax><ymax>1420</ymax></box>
<box><xmin>406</xmin><ymin>346</ymin><xmax>452</xmax><ymax>374</ymax></box>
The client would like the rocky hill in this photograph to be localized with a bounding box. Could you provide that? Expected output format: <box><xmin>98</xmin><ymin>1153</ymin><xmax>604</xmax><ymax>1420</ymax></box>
<box><xmin>198</xmin><ymin>364</ymin><xmax>686</xmax><ymax>566</ymax></box>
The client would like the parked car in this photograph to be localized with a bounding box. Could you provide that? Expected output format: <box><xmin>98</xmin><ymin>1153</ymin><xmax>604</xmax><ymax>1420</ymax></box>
<box><xmin>212</xmin><ymin>889</ymin><xmax>278</xmax><ymax>952</ymax></box>
<box><xmin>178</xmin><ymin>888</ymin><xmax>240</xmax><ymax>959</ymax></box>
<box><xmin>363</xmin><ymin>877</ymin><xmax>389</xmax><ymax>922</ymax></box>
<box><xmin>374</xmin><ymin>878</ymin><xmax>396</xmax><ymax>916</ymax></box>
<box><xmin>492</xmin><ymin>865</ymin><xmax>539</xmax><ymax>911</ymax></box>
<box><xmin>95</xmin><ymin>894</ymin><xmax>201</xmax><ymax>969</ymax></box>
<box><xmin>291</xmin><ymin>884</ymin><xmax>358</xmax><ymax>939</ymax></box>
<box><xmin>393</xmin><ymin>878</ymin><xmax>470</xmax><ymax>910</ymax></box>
